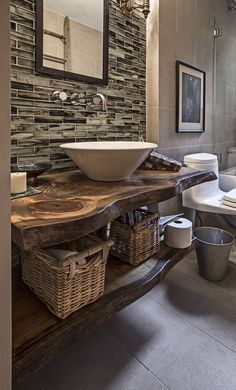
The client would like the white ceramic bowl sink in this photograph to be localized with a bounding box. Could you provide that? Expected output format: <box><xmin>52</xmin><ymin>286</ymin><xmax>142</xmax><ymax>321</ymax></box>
<box><xmin>60</xmin><ymin>141</ymin><xmax>157</xmax><ymax>181</ymax></box>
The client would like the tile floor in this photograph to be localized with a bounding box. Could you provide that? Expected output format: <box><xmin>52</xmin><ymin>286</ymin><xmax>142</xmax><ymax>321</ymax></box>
<box><xmin>15</xmin><ymin>252</ymin><xmax>236</xmax><ymax>390</ymax></box>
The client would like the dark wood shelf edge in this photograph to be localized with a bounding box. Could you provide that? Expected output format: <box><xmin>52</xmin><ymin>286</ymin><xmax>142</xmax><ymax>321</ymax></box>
<box><xmin>12</xmin><ymin>169</ymin><xmax>216</xmax><ymax>250</ymax></box>
<box><xmin>13</xmin><ymin>239</ymin><xmax>197</xmax><ymax>384</ymax></box>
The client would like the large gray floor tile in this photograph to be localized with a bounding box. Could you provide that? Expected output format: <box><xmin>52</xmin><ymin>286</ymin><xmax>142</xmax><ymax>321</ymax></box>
<box><xmin>147</xmin><ymin>324</ymin><xmax>236</xmax><ymax>390</ymax></box>
<box><xmin>148</xmin><ymin>266</ymin><xmax>236</xmax><ymax>351</ymax></box>
<box><xmin>13</xmin><ymin>373</ymin><xmax>44</xmax><ymax>390</ymax></box>
<box><xmin>38</xmin><ymin>327</ymin><xmax>167</xmax><ymax>390</ymax></box>
<box><xmin>105</xmin><ymin>296</ymin><xmax>236</xmax><ymax>390</ymax></box>
<box><xmin>104</xmin><ymin>295</ymin><xmax>191</xmax><ymax>361</ymax></box>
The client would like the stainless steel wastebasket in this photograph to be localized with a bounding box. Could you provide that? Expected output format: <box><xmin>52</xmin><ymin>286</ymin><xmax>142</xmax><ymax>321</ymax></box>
<box><xmin>193</xmin><ymin>227</ymin><xmax>234</xmax><ymax>282</ymax></box>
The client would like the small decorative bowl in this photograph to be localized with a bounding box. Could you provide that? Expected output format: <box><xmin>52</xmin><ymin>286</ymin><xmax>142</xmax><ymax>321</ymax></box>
<box><xmin>11</xmin><ymin>163</ymin><xmax>51</xmax><ymax>185</ymax></box>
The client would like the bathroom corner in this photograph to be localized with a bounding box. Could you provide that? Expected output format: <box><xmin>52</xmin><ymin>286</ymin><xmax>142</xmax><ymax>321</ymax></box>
<box><xmin>1</xmin><ymin>1</ymin><xmax>236</xmax><ymax>390</ymax></box>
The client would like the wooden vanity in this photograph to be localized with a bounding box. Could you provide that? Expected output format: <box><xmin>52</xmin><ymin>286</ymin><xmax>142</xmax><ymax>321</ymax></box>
<box><xmin>11</xmin><ymin>168</ymin><xmax>216</xmax><ymax>383</ymax></box>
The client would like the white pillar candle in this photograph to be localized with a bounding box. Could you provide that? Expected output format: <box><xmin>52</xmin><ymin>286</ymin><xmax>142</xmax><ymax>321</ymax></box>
<box><xmin>11</xmin><ymin>172</ymin><xmax>27</xmax><ymax>194</ymax></box>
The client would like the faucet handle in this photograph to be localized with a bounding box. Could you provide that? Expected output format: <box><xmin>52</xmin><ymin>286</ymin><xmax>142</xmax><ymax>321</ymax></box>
<box><xmin>70</xmin><ymin>93</ymin><xmax>86</xmax><ymax>106</ymax></box>
<box><xmin>51</xmin><ymin>91</ymin><xmax>68</xmax><ymax>104</ymax></box>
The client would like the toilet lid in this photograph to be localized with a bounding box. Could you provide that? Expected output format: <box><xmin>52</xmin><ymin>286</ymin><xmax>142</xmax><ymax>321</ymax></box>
<box><xmin>184</xmin><ymin>153</ymin><xmax>217</xmax><ymax>164</ymax></box>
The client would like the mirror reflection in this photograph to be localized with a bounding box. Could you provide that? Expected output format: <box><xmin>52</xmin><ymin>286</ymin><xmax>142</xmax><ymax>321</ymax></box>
<box><xmin>43</xmin><ymin>0</ymin><xmax>104</xmax><ymax>79</ymax></box>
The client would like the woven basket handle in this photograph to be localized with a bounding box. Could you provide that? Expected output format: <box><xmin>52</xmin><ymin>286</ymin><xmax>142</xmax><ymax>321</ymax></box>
<box><xmin>133</xmin><ymin>212</ymin><xmax>159</xmax><ymax>232</ymax></box>
<box><xmin>68</xmin><ymin>239</ymin><xmax>113</xmax><ymax>279</ymax></box>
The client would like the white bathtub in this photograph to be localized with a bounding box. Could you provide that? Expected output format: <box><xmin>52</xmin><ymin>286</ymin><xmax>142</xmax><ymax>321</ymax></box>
<box><xmin>219</xmin><ymin>167</ymin><xmax>236</xmax><ymax>192</ymax></box>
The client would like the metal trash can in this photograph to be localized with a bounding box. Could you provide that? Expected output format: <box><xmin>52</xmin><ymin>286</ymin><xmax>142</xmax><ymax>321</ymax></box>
<box><xmin>193</xmin><ymin>227</ymin><xmax>234</xmax><ymax>282</ymax></box>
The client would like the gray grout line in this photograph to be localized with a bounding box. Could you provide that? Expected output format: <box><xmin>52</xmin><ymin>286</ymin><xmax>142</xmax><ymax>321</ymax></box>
<box><xmin>103</xmin><ymin>326</ymin><xmax>171</xmax><ymax>390</ymax></box>
<box><xmin>147</xmin><ymin>294</ymin><xmax>236</xmax><ymax>354</ymax></box>
<box><xmin>132</xmin><ymin>359</ymin><xmax>171</xmax><ymax>390</ymax></box>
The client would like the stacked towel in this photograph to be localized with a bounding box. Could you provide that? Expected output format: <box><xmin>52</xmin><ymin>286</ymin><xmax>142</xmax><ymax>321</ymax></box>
<box><xmin>222</xmin><ymin>188</ymin><xmax>236</xmax><ymax>208</ymax></box>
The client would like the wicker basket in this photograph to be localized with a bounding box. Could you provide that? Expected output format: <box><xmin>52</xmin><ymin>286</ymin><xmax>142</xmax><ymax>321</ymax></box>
<box><xmin>110</xmin><ymin>210</ymin><xmax>160</xmax><ymax>265</ymax></box>
<box><xmin>21</xmin><ymin>235</ymin><xmax>113</xmax><ymax>319</ymax></box>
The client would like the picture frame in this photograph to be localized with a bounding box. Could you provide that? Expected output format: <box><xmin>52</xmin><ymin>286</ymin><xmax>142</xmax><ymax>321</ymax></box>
<box><xmin>176</xmin><ymin>61</ymin><xmax>206</xmax><ymax>133</ymax></box>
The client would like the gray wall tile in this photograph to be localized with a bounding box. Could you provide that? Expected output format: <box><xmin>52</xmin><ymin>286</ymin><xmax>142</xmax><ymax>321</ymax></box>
<box><xmin>11</xmin><ymin>0</ymin><xmax>146</xmax><ymax>171</ymax></box>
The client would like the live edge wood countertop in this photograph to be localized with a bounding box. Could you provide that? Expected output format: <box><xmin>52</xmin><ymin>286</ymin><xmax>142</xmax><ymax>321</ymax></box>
<box><xmin>11</xmin><ymin>168</ymin><xmax>216</xmax><ymax>250</ymax></box>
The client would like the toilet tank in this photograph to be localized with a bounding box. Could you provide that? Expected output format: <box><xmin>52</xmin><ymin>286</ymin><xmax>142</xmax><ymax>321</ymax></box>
<box><xmin>183</xmin><ymin>153</ymin><xmax>219</xmax><ymax>208</ymax></box>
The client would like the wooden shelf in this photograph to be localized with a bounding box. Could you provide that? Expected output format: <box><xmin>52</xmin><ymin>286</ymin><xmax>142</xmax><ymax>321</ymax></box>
<box><xmin>13</xmin><ymin>239</ymin><xmax>197</xmax><ymax>383</ymax></box>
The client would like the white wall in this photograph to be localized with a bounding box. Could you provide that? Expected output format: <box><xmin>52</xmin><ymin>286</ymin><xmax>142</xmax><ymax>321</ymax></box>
<box><xmin>0</xmin><ymin>0</ymin><xmax>11</xmax><ymax>388</ymax></box>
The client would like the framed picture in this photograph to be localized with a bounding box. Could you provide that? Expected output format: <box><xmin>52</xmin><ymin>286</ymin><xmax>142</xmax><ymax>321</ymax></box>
<box><xmin>176</xmin><ymin>61</ymin><xmax>206</xmax><ymax>133</ymax></box>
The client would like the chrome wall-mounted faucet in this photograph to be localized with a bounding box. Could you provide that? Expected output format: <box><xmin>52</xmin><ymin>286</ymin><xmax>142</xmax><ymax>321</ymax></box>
<box><xmin>51</xmin><ymin>90</ymin><xmax>107</xmax><ymax>111</ymax></box>
<box><xmin>94</xmin><ymin>93</ymin><xmax>107</xmax><ymax>111</ymax></box>
<box><xmin>69</xmin><ymin>93</ymin><xmax>107</xmax><ymax>111</ymax></box>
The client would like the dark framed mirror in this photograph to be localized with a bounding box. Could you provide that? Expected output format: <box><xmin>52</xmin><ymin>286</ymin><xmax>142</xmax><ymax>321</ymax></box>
<box><xmin>36</xmin><ymin>0</ymin><xmax>109</xmax><ymax>84</ymax></box>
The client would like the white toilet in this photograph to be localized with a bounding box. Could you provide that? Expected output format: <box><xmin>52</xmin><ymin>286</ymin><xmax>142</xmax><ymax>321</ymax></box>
<box><xmin>182</xmin><ymin>153</ymin><xmax>236</xmax><ymax>216</ymax></box>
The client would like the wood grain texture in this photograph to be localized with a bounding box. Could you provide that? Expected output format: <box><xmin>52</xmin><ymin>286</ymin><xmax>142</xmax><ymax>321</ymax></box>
<box><xmin>13</xmin><ymin>240</ymin><xmax>197</xmax><ymax>384</ymax></box>
<box><xmin>11</xmin><ymin>168</ymin><xmax>216</xmax><ymax>250</ymax></box>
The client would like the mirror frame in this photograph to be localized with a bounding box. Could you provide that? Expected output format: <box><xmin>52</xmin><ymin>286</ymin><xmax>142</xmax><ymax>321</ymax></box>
<box><xmin>35</xmin><ymin>0</ymin><xmax>109</xmax><ymax>84</ymax></box>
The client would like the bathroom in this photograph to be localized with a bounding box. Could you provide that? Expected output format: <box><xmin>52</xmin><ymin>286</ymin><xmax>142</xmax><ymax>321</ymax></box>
<box><xmin>1</xmin><ymin>0</ymin><xmax>236</xmax><ymax>389</ymax></box>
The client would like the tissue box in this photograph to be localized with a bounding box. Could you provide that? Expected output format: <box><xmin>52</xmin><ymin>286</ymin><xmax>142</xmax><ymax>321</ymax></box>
<box><xmin>139</xmin><ymin>152</ymin><xmax>182</xmax><ymax>172</ymax></box>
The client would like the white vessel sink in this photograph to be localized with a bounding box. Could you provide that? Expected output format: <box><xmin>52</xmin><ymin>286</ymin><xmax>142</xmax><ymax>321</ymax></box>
<box><xmin>60</xmin><ymin>141</ymin><xmax>157</xmax><ymax>181</ymax></box>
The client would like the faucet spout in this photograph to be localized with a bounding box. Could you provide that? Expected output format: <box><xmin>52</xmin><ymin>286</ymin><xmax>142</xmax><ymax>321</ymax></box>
<box><xmin>93</xmin><ymin>93</ymin><xmax>107</xmax><ymax>111</ymax></box>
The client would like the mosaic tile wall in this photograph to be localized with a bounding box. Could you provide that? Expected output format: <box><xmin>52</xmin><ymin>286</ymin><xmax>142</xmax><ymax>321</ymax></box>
<box><xmin>10</xmin><ymin>0</ymin><xmax>146</xmax><ymax>171</ymax></box>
